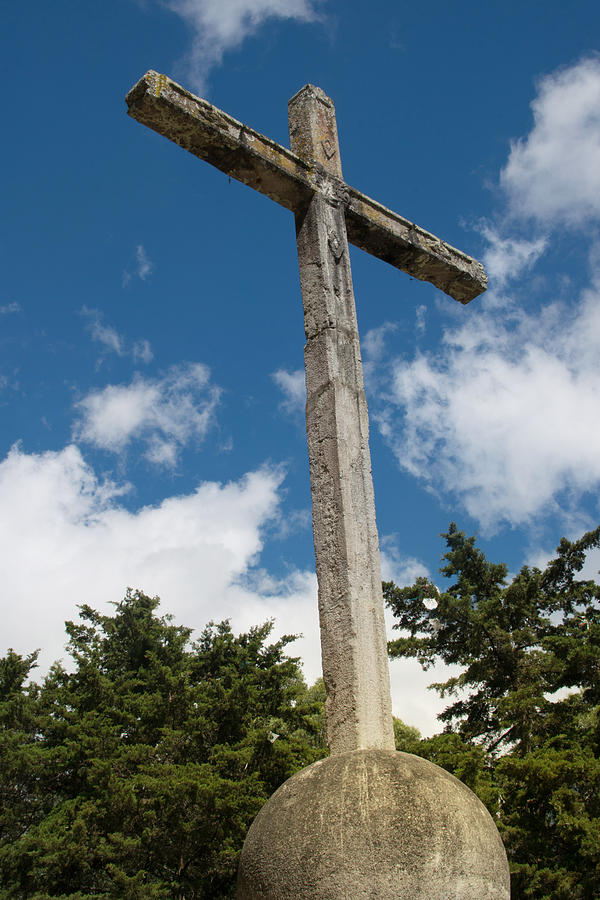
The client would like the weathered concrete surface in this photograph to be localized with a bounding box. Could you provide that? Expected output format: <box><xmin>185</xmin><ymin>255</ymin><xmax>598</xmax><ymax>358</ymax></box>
<box><xmin>237</xmin><ymin>749</ymin><xmax>511</xmax><ymax>899</ymax></box>
<box><xmin>126</xmin><ymin>71</ymin><xmax>487</xmax><ymax>304</ymax></box>
<box><xmin>290</xmin><ymin>85</ymin><xmax>395</xmax><ymax>755</ymax></box>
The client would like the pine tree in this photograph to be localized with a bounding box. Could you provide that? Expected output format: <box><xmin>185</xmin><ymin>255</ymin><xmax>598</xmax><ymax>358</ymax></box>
<box><xmin>385</xmin><ymin>525</ymin><xmax>600</xmax><ymax>900</ymax></box>
<box><xmin>0</xmin><ymin>591</ymin><xmax>326</xmax><ymax>899</ymax></box>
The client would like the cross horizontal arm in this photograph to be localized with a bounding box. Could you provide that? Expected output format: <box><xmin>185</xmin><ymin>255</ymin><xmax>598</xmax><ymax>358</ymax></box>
<box><xmin>126</xmin><ymin>71</ymin><xmax>487</xmax><ymax>303</ymax></box>
<box><xmin>126</xmin><ymin>71</ymin><xmax>312</xmax><ymax>212</ymax></box>
<box><xmin>344</xmin><ymin>188</ymin><xmax>486</xmax><ymax>304</ymax></box>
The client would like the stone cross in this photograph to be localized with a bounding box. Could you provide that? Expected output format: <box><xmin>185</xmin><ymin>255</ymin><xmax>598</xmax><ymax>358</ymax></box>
<box><xmin>126</xmin><ymin>73</ymin><xmax>487</xmax><ymax>756</ymax></box>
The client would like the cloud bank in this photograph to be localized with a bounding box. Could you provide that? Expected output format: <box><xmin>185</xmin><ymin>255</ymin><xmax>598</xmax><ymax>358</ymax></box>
<box><xmin>379</xmin><ymin>284</ymin><xmax>600</xmax><ymax>531</ymax></box>
<box><xmin>0</xmin><ymin>444</ymin><xmax>319</xmax><ymax>680</ymax></box>
<box><xmin>370</xmin><ymin>58</ymin><xmax>600</xmax><ymax>535</ymax></box>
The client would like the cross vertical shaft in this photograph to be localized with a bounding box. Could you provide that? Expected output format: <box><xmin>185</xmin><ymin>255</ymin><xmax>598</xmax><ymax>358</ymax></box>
<box><xmin>126</xmin><ymin>69</ymin><xmax>488</xmax><ymax>753</ymax></box>
<box><xmin>289</xmin><ymin>86</ymin><xmax>395</xmax><ymax>755</ymax></box>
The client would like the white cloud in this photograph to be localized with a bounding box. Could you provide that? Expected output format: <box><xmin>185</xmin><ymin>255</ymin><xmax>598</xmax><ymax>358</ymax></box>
<box><xmin>501</xmin><ymin>57</ymin><xmax>600</xmax><ymax>226</ymax></box>
<box><xmin>272</xmin><ymin>367</ymin><xmax>305</xmax><ymax>414</ymax></box>
<box><xmin>165</xmin><ymin>0</ymin><xmax>323</xmax><ymax>93</ymax></box>
<box><xmin>271</xmin><ymin>505</ymin><xmax>312</xmax><ymax>539</ymax></box>
<box><xmin>362</xmin><ymin>321</ymin><xmax>398</xmax><ymax>363</ymax></box>
<box><xmin>0</xmin><ymin>443</ymin><xmax>323</xmax><ymax>679</ymax></box>
<box><xmin>387</xmin><ymin>653</ymin><xmax>462</xmax><ymax>737</ymax></box>
<box><xmin>133</xmin><ymin>339</ymin><xmax>154</xmax><ymax>364</ymax></box>
<box><xmin>123</xmin><ymin>244</ymin><xmax>154</xmax><ymax>286</ymax></box>
<box><xmin>0</xmin><ymin>302</ymin><xmax>21</xmax><ymax>314</ymax></box>
<box><xmin>479</xmin><ymin>224</ymin><xmax>547</xmax><ymax>288</ymax></box>
<box><xmin>581</xmin><ymin>546</ymin><xmax>600</xmax><ymax>582</ymax></box>
<box><xmin>73</xmin><ymin>363</ymin><xmax>220</xmax><ymax>466</ymax></box>
<box><xmin>376</xmin><ymin>282</ymin><xmax>600</xmax><ymax>532</ymax></box>
<box><xmin>82</xmin><ymin>308</ymin><xmax>154</xmax><ymax>364</ymax></box>
<box><xmin>379</xmin><ymin>535</ymin><xmax>430</xmax><ymax>586</ymax></box>
<box><xmin>136</xmin><ymin>244</ymin><xmax>153</xmax><ymax>280</ymax></box>
<box><xmin>362</xmin><ymin>322</ymin><xmax>398</xmax><ymax>386</ymax></box>
<box><xmin>91</xmin><ymin>320</ymin><xmax>124</xmax><ymax>356</ymax></box>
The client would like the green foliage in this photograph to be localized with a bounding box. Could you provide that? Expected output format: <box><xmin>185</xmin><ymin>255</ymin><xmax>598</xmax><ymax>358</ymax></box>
<box><xmin>0</xmin><ymin>591</ymin><xmax>327</xmax><ymax>899</ymax></box>
<box><xmin>392</xmin><ymin>716</ymin><xmax>421</xmax><ymax>752</ymax></box>
<box><xmin>385</xmin><ymin>524</ymin><xmax>600</xmax><ymax>900</ymax></box>
<box><xmin>416</xmin><ymin>732</ymin><xmax>499</xmax><ymax>815</ymax></box>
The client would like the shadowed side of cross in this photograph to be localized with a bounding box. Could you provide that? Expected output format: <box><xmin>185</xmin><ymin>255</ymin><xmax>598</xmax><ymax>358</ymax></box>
<box><xmin>126</xmin><ymin>72</ymin><xmax>487</xmax><ymax>756</ymax></box>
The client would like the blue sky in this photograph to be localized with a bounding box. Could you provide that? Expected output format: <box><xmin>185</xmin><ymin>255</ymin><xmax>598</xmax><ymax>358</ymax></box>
<box><xmin>2</xmin><ymin>0</ymin><xmax>600</xmax><ymax>734</ymax></box>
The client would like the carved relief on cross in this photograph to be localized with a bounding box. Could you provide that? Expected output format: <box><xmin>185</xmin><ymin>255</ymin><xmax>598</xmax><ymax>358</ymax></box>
<box><xmin>126</xmin><ymin>73</ymin><xmax>487</xmax><ymax>755</ymax></box>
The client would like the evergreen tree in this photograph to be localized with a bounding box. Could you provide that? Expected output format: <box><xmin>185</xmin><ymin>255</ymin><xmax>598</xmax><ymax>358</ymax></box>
<box><xmin>385</xmin><ymin>525</ymin><xmax>600</xmax><ymax>900</ymax></box>
<box><xmin>0</xmin><ymin>591</ymin><xmax>326</xmax><ymax>899</ymax></box>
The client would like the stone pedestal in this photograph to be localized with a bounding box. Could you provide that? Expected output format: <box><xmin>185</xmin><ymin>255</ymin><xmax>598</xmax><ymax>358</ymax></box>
<box><xmin>237</xmin><ymin>749</ymin><xmax>510</xmax><ymax>899</ymax></box>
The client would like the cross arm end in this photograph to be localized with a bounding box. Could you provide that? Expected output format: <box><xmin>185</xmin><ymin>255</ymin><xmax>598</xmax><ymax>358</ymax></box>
<box><xmin>345</xmin><ymin>189</ymin><xmax>487</xmax><ymax>304</ymax></box>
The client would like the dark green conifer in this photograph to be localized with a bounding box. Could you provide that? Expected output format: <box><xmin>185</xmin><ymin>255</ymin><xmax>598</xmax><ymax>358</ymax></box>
<box><xmin>385</xmin><ymin>525</ymin><xmax>600</xmax><ymax>900</ymax></box>
<box><xmin>0</xmin><ymin>591</ymin><xmax>325</xmax><ymax>899</ymax></box>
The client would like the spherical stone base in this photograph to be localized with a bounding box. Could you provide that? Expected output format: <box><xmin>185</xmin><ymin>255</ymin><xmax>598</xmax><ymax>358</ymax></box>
<box><xmin>237</xmin><ymin>749</ymin><xmax>510</xmax><ymax>900</ymax></box>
